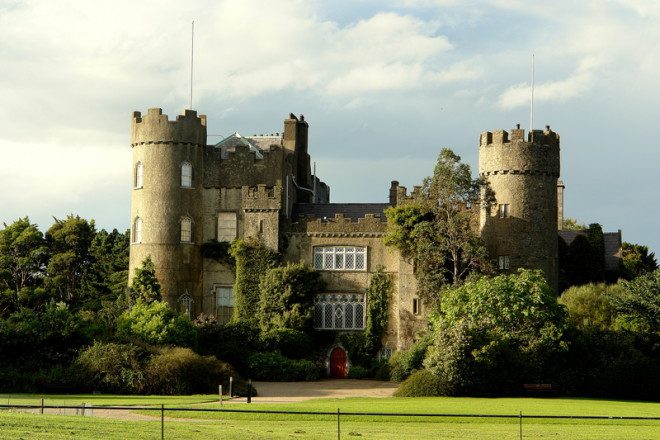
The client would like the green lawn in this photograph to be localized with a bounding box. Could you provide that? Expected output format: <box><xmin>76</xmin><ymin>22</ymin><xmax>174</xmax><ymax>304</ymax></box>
<box><xmin>1</xmin><ymin>395</ymin><xmax>658</xmax><ymax>439</ymax></box>
<box><xmin>0</xmin><ymin>393</ymin><xmax>219</xmax><ymax>407</ymax></box>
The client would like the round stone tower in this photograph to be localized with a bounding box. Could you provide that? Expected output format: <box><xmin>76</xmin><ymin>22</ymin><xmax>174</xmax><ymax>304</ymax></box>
<box><xmin>478</xmin><ymin>125</ymin><xmax>560</xmax><ymax>291</ymax></box>
<box><xmin>129</xmin><ymin>108</ymin><xmax>207</xmax><ymax>314</ymax></box>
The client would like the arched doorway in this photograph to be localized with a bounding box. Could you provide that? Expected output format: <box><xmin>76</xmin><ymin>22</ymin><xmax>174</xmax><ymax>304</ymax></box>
<box><xmin>329</xmin><ymin>346</ymin><xmax>347</xmax><ymax>378</ymax></box>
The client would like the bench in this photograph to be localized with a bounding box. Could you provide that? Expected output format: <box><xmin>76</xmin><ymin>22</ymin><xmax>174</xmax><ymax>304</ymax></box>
<box><xmin>523</xmin><ymin>383</ymin><xmax>558</xmax><ymax>397</ymax></box>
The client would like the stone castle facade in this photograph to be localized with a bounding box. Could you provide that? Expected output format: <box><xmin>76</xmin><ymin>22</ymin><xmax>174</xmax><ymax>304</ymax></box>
<box><xmin>128</xmin><ymin>107</ymin><xmax>617</xmax><ymax>367</ymax></box>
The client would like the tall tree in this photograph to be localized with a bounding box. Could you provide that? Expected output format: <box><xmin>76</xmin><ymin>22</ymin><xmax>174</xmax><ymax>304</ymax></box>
<box><xmin>44</xmin><ymin>215</ymin><xmax>97</xmax><ymax>306</ymax></box>
<box><xmin>130</xmin><ymin>256</ymin><xmax>161</xmax><ymax>303</ymax></box>
<box><xmin>621</xmin><ymin>242</ymin><xmax>658</xmax><ymax>280</ymax></box>
<box><xmin>0</xmin><ymin>218</ymin><xmax>48</xmax><ymax>314</ymax></box>
<box><xmin>384</xmin><ymin>148</ymin><xmax>493</xmax><ymax>303</ymax></box>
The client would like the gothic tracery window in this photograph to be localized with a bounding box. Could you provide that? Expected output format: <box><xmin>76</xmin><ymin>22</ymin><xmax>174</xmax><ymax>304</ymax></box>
<box><xmin>314</xmin><ymin>293</ymin><xmax>365</xmax><ymax>330</ymax></box>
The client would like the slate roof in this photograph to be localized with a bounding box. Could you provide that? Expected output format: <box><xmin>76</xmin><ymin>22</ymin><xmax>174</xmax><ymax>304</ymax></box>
<box><xmin>292</xmin><ymin>203</ymin><xmax>390</xmax><ymax>222</ymax></box>
<box><xmin>559</xmin><ymin>230</ymin><xmax>622</xmax><ymax>271</ymax></box>
<box><xmin>213</xmin><ymin>132</ymin><xmax>282</xmax><ymax>159</ymax></box>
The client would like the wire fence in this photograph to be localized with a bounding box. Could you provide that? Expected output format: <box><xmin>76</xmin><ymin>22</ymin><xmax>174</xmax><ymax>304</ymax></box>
<box><xmin>1</xmin><ymin>402</ymin><xmax>659</xmax><ymax>440</ymax></box>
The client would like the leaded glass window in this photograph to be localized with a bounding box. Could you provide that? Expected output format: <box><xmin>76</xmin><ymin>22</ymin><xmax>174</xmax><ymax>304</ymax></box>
<box><xmin>216</xmin><ymin>286</ymin><xmax>234</xmax><ymax>324</ymax></box>
<box><xmin>180</xmin><ymin>217</ymin><xmax>192</xmax><ymax>243</ymax></box>
<box><xmin>313</xmin><ymin>247</ymin><xmax>367</xmax><ymax>271</ymax></box>
<box><xmin>314</xmin><ymin>293</ymin><xmax>366</xmax><ymax>330</ymax></box>
<box><xmin>181</xmin><ymin>162</ymin><xmax>192</xmax><ymax>188</ymax></box>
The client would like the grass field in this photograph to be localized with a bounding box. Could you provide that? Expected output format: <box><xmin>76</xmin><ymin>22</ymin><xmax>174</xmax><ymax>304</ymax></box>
<box><xmin>1</xmin><ymin>395</ymin><xmax>658</xmax><ymax>439</ymax></box>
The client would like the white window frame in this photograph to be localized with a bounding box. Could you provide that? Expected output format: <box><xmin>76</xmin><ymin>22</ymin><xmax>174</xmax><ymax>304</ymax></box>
<box><xmin>314</xmin><ymin>293</ymin><xmax>366</xmax><ymax>330</ymax></box>
<box><xmin>134</xmin><ymin>161</ymin><xmax>143</xmax><ymax>189</ymax></box>
<box><xmin>217</xmin><ymin>212</ymin><xmax>237</xmax><ymax>243</ymax></box>
<box><xmin>215</xmin><ymin>285</ymin><xmax>234</xmax><ymax>324</ymax></box>
<box><xmin>499</xmin><ymin>203</ymin><xmax>510</xmax><ymax>218</ymax></box>
<box><xmin>498</xmin><ymin>255</ymin><xmax>510</xmax><ymax>270</ymax></box>
<box><xmin>313</xmin><ymin>246</ymin><xmax>367</xmax><ymax>271</ymax></box>
<box><xmin>180</xmin><ymin>217</ymin><xmax>192</xmax><ymax>243</ymax></box>
<box><xmin>181</xmin><ymin>162</ymin><xmax>192</xmax><ymax>188</ymax></box>
<box><xmin>133</xmin><ymin>217</ymin><xmax>142</xmax><ymax>244</ymax></box>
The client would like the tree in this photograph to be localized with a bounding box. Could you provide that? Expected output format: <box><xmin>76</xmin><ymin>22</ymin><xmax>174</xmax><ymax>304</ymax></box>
<box><xmin>558</xmin><ymin>283</ymin><xmax>620</xmax><ymax>331</ymax></box>
<box><xmin>0</xmin><ymin>218</ymin><xmax>47</xmax><ymax>314</ymax></box>
<box><xmin>621</xmin><ymin>242</ymin><xmax>658</xmax><ymax>280</ymax></box>
<box><xmin>91</xmin><ymin>228</ymin><xmax>130</xmax><ymax>300</ymax></box>
<box><xmin>561</xmin><ymin>223</ymin><xmax>606</xmax><ymax>288</ymax></box>
<box><xmin>258</xmin><ymin>262</ymin><xmax>324</xmax><ymax>332</ymax></box>
<box><xmin>613</xmin><ymin>269</ymin><xmax>660</xmax><ymax>335</ymax></box>
<box><xmin>116</xmin><ymin>299</ymin><xmax>196</xmax><ymax>346</ymax></box>
<box><xmin>130</xmin><ymin>256</ymin><xmax>161</xmax><ymax>303</ymax></box>
<box><xmin>562</xmin><ymin>217</ymin><xmax>586</xmax><ymax>231</ymax></box>
<box><xmin>424</xmin><ymin>269</ymin><xmax>569</xmax><ymax>395</ymax></box>
<box><xmin>44</xmin><ymin>215</ymin><xmax>97</xmax><ymax>306</ymax></box>
<box><xmin>384</xmin><ymin>148</ymin><xmax>492</xmax><ymax>303</ymax></box>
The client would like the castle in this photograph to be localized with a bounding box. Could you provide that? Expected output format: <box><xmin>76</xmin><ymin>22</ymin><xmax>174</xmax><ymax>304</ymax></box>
<box><xmin>128</xmin><ymin>108</ymin><xmax>620</xmax><ymax>376</ymax></box>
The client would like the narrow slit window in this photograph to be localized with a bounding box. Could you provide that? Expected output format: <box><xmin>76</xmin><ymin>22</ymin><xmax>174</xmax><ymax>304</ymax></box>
<box><xmin>413</xmin><ymin>298</ymin><xmax>421</xmax><ymax>315</ymax></box>
<box><xmin>133</xmin><ymin>217</ymin><xmax>142</xmax><ymax>243</ymax></box>
<box><xmin>499</xmin><ymin>204</ymin><xmax>510</xmax><ymax>218</ymax></box>
<box><xmin>134</xmin><ymin>161</ymin><xmax>143</xmax><ymax>188</ymax></box>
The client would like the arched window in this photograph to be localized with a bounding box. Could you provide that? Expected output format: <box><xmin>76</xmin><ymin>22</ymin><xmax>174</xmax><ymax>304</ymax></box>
<box><xmin>134</xmin><ymin>161</ymin><xmax>143</xmax><ymax>188</ymax></box>
<box><xmin>178</xmin><ymin>292</ymin><xmax>193</xmax><ymax>318</ymax></box>
<box><xmin>133</xmin><ymin>217</ymin><xmax>142</xmax><ymax>243</ymax></box>
<box><xmin>181</xmin><ymin>162</ymin><xmax>192</xmax><ymax>188</ymax></box>
<box><xmin>180</xmin><ymin>217</ymin><xmax>192</xmax><ymax>243</ymax></box>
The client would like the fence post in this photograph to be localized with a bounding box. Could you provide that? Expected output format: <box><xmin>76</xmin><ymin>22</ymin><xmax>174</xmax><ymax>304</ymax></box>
<box><xmin>337</xmin><ymin>408</ymin><xmax>341</xmax><ymax>440</ymax></box>
<box><xmin>40</xmin><ymin>398</ymin><xmax>44</xmax><ymax>415</ymax></box>
<box><xmin>519</xmin><ymin>411</ymin><xmax>522</xmax><ymax>440</ymax></box>
<box><xmin>161</xmin><ymin>404</ymin><xmax>165</xmax><ymax>440</ymax></box>
<box><xmin>247</xmin><ymin>379</ymin><xmax>252</xmax><ymax>404</ymax></box>
<box><xmin>229</xmin><ymin>376</ymin><xmax>233</xmax><ymax>398</ymax></box>
<box><xmin>219</xmin><ymin>385</ymin><xmax>223</xmax><ymax>405</ymax></box>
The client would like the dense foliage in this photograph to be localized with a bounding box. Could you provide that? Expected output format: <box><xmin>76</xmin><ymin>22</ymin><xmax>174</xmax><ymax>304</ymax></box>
<box><xmin>384</xmin><ymin>148</ymin><xmax>492</xmax><ymax>303</ymax></box>
<box><xmin>246</xmin><ymin>352</ymin><xmax>321</xmax><ymax>381</ymax></box>
<box><xmin>230</xmin><ymin>239</ymin><xmax>279</xmax><ymax>324</ymax></box>
<box><xmin>423</xmin><ymin>270</ymin><xmax>569</xmax><ymax>395</ymax></box>
<box><xmin>364</xmin><ymin>266</ymin><xmax>392</xmax><ymax>354</ymax></box>
<box><xmin>388</xmin><ymin>334</ymin><xmax>432</xmax><ymax>382</ymax></box>
<box><xmin>621</xmin><ymin>242</ymin><xmax>658</xmax><ymax>280</ymax></box>
<box><xmin>116</xmin><ymin>299</ymin><xmax>196</xmax><ymax>347</ymax></box>
<box><xmin>258</xmin><ymin>262</ymin><xmax>324</xmax><ymax>332</ymax></box>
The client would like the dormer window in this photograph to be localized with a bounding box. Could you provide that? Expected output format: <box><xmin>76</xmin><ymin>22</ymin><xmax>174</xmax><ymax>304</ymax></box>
<box><xmin>181</xmin><ymin>162</ymin><xmax>192</xmax><ymax>188</ymax></box>
<box><xmin>134</xmin><ymin>161</ymin><xmax>143</xmax><ymax>188</ymax></box>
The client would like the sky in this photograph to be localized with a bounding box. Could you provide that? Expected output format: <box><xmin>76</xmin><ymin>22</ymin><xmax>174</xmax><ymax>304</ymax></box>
<box><xmin>1</xmin><ymin>0</ymin><xmax>658</xmax><ymax>255</ymax></box>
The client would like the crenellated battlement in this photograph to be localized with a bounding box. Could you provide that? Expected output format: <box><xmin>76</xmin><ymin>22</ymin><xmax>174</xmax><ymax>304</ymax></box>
<box><xmin>479</xmin><ymin>125</ymin><xmax>560</xmax><ymax>149</ymax></box>
<box><xmin>479</xmin><ymin>124</ymin><xmax>560</xmax><ymax>177</ymax></box>
<box><xmin>242</xmin><ymin>184</ymin><xmax>282</xmax><ymax>211</ymax></box>
<box><xmin>131</xmin><ymin>108</ymin><xmax>207</xmax><ymax>146</ymax></box>
<box><xmin>292</xmin><ymin>213</ymin><xmax>387</xmax><ymax>237</ymax></box>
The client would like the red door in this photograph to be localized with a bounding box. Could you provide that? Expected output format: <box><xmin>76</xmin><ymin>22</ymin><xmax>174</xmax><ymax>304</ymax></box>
<box><xmin>330</xmin><ymin>347</ymin><xmax>347</xmax><ymax>378</ymax></box>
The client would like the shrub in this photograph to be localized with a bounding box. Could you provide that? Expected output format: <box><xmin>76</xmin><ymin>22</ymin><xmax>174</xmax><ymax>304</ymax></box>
<box><xmin>393</xmin><ymin>369</ymin><xmax>443</xmax><ymax>397</ymax></box>
<box><xmin>258</xmin><ymin>262</ymin><xmax>324</xmax><ymax>332</ymax></box>
<box><xmin>558</xmin><ymin>283</ymin><xmax>619</xmax><ymax>331</ymax></box>
<box><xmin>75</xmin><ymin>341</ymin><xmax>149</xmax><ymax>393</ymax></box>
<box><xmin>213</xmin><ymin>321</ymin><xmax>263</xmax><ymax>373</ymax></box>
<box><xmin>144</xmin><ymin>347</ymin><xmax>234</xmax><ymax>395</ymax></box>
<box><xmin>260</xmin><ymin>328</ymin><xmax>313</xmax><ymax>359</ymax></box>
<box><xmin>389</xmin><ymin>334</ymin><xmax>432</xmax><ymax>382</ymax></box>
<box><xmin>117</xmin><ymin>300</ymin><xmax>196</xmax><ymax>347</ymax></box>
<box><xmin>247</xmin><ymin>352</ymin><xmax>320</xmax><ymax>381</ymax></box>
<box><xmin>339</xmin><ymin>333</ymin><xmax>371</xmax><ymax>368</ymax></box>
<box><xmin>347</xmin><ymin>365</ymin><xmax>369</xmax><ymax>379</ymax></box>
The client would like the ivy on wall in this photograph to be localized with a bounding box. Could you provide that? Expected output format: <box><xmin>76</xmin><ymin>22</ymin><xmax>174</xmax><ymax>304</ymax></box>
<box><xmin>201</xmin><ymin>240</ymin><xmax>235</xmax><ymax>268</ymax></box>
<box><xmin>364</xmin><ymin>265</ymin><xmax>392</xmax><ymax>354</ymax></box>
<box><xmin>229</xmin><ymin>239</ymin><xmax>279</xmax><ymax>324</ymax></box>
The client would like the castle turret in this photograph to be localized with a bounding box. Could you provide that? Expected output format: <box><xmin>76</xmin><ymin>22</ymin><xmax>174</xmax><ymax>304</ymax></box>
<box><xmin>478</xmin><ymin>124</ymin><xmax>560</xmax><ymax>291</ymax></box>
<box><xmin>129</xmin><ymin>108</ymin><xmax>207</xmax><ymax>315</ymax></box>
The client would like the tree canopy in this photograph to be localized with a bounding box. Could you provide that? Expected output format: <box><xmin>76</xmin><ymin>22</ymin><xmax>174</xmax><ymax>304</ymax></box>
<box><xmin>384</xmin><ymin>148</ymin><xmax>493</xmax><ymax>303</ymax></box>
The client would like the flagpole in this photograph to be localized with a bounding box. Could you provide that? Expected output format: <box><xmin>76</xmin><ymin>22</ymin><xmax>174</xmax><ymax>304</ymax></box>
<box><xmin>190</xmin><ymin>20</ymin><xmax>194</xmax><ymax>110</ymax></box>
<box><xmin>530</xmin><ymin>53</ymin><xmax>534</xmax><ymax>142</ymax></box>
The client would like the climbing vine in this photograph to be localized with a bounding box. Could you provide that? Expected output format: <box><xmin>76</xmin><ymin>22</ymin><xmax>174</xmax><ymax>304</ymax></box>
<box><xmin>230</xmin><ymin>239</ymin><xmax>279</xmax><ymax>324</ymax></box>
<box><xmin>201</xmin><ymin>240</ymin><xmax>235</xmax><ymax>268</ymax></box>
<box><xmin>364</xmin><ymin>265</ymin><xmax>392</xmax><ymax>354</ymax></box>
